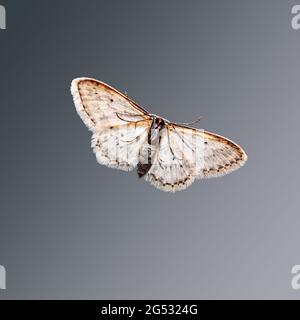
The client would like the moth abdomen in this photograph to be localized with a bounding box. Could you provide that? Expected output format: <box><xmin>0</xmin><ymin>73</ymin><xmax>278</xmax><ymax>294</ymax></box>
<box><xmin>137</xmin><ymin>144</ymin><xmax>156</xmax><ymax>178</ymax></box>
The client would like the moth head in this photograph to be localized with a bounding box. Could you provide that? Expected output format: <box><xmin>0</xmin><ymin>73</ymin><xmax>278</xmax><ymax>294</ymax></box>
<box><xmin>153</xmin><ymin>117</ymin><xmax>165</xmax><ymax>129</ymax></box>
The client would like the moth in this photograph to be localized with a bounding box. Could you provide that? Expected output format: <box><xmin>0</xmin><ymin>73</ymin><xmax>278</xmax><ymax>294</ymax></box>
<box><xmin>71</xmin><ymin>78</ymin><xmax>247</xmax><ymax>192</ymax></box>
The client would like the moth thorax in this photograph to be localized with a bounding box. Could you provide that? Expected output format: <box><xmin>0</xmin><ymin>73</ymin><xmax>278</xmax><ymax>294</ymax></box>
<box><xmin>149</xmin><ymin>117</ymin><xmax>165</xmax><ymax>145</ymax></box>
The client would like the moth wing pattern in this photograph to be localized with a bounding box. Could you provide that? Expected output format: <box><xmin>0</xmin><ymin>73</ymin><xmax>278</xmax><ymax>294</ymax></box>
<box><xmin>71</xmin><ymin>77</ymin><xmax>150</xmax><ymax>130</ymax></box>
<box><xmin>71</xmin><ymin>78</ymin><xmax>152</xmax><ymax>171</ymax></box>
<box><xmin>145</xmin><ymin>123</ymin><xmax>247</xmax><ymax>192</ymax></box>
<box><xmin>91</xmin><ymin>122</ymin><xmax>151</xmax><ymax>171</ymax></box>
<box><xmin>172</xmin><ymin>125</ymin><xmax>247</xmax><ymax>179</ymax></box>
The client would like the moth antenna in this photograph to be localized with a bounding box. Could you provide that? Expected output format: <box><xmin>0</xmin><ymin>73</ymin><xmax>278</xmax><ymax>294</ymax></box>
<box><xmin>177</xmin><ymin>116</ymin><xmax>203</xmax><ymax>126</ymax></box>
<box><xmin>115</xmin><ymin>112</ymin><xmax>151</xmax><ymax>123</ymax></box>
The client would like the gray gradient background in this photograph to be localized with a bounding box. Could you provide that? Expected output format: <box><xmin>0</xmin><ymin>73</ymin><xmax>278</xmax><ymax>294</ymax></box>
<box><xmin>0</xmin><ymin>0</ymin><xmax>300</xmax><ymax>299</ymax></box>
